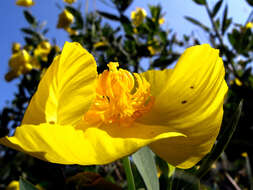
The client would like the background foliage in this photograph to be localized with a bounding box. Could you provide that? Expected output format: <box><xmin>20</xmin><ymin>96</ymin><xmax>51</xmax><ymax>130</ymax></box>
<box><xmin>0</xmin><ymin>0</ymin><xmax>253</xmax><ymax>189</ymax></box>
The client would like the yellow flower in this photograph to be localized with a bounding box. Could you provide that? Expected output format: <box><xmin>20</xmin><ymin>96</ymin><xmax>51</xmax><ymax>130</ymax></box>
<box><xmin>16</xmin><ymin>0</ymin><xmax>34</xmax><ymax>7</ymax></box>
<box><xmin>159</xmin><ymin>17</ymin><xmax>165</xmax><ymax>25</ymax></box>
<box><xmin>131</xmin><ymin>8</ymin><xmax>147</xmax><ymax>27</ymax></box>
<box><xmin>6</xmin><ymin>180</ymin><xmax>19</xmax><ymax>190</ymax></box>
<box><xmin>12</xmin><ymin>43</ymin><xmax>21</xmax><ymax>53</ymax></box>
<box><xmin>64</xmin><ymin>0</ymin><xmax>76</xmax><ymax>4</ymax></box>
<box><xmin>34</xmin><ymin>41</ymin><xmax>51</xmax><ymax>62</ymax></box>
<box><xmin>246</xmin><ymin>22</ymin><xmax>253</xmax><ymax>29</ymax></box>
<box><xmin>57</xmin><ymin>9</ymin><xmax>74</xmax><ymax>29</ymax></box>
<box><xmin>0</xmin><ymin>42</ymin><xmax>228</xmax><ymax>169</ymax></box>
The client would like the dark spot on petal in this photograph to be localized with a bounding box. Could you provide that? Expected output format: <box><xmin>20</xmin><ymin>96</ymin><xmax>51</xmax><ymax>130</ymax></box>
<box><xmin>181</xmin><ymin>100</ymin><xmax>187</xmax><ymax>104</ymax></box>
<box><xmin>190</xmin><ymin>86</ymin><xmax>194</xmax><ymax>89</ymax></box>
<box><xmin>49</xmin><ymin>121</ymin><xmax>55</xmax><ymax>124</ymax></box>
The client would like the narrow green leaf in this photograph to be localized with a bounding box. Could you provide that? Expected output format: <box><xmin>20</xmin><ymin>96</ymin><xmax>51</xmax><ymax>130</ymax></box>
<box><xmin>211</xmin><ymin>0</ymin><xmax>223</xmax><ymax>17</ymax></box>
<box><xmin>221</xmin><ymin>5</ymin><xmax>228</xmax><ymax>35</ymax></box>
<box><xmin>23</xmin><ymin>10</ymin><xmax>36</xmax><ymax>25</ymax></box>
<box><xmin>132</xmin><ymin>147</ymin><xmax>159</xmax><ymax>190</ymax></box>
<box><xmin>21</xmin><ymin>28</ymin><xmax>42</xmax><ymax>41</ymax></box>
<box><xmin>19</xmin><ymin>178</ymin><xmax>38</xmax><ymax>190</ymax></box>
<box><xmin>122</xmin><ymin>157</ymin><xmax>136</xmax><ymax>190</ymax></box>
<box><xmin>192</xmin><ymin>0</ymin><xmax>206</xmax><ymax>5</ymax></box>
<box><xmin>113</xmin><ymin>0</ymin><xmax>133</xmax><ymax>12</ymax></box>
<box><xmin>196</xmin><ymin>101</ymin><xmax>243</xmax><ymax>178</ymax></box>
<box><xmin>97</xmin><ymin>11</ymin><xmax>120</xmax><ymax>21</ymax></box>
<box><xmin>184</xmin><ymin>16</ymin><xmax>210</xmax><ymax>32</ymax></box>
<box><xmin>244</xmin><ymin>154</ymin><xmax>253</xmax><ymax>190</ymax></box>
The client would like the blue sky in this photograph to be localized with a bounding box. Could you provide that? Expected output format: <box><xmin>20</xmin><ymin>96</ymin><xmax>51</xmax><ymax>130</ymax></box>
<box><xmin>0</xmin><ymin>0</ymin><xmax>251</xmax><ymax>109</ymax></box>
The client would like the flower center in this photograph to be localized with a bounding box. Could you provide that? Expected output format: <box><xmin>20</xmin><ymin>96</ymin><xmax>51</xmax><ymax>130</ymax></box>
<box><xmin>83</xmin><ymin>62</ymin><xmax>154</xmax><ymax>126</ymax></box>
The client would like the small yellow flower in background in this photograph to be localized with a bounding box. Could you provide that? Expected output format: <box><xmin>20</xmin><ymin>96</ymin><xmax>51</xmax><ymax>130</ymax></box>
<box><xmin>148</xmin><ymin>46</ymin><xmax>157</xmax><ymax>55</ymax></box>
<box><xmin>246</xmin><ymin>22</ymin><xmax>253</xmax><ymax>29</ymax></box>
<box><xmin>64</xmin><ymin>0</ymin><xmax>76</xmax><ymax>4</ymax></box>
<box><xmin>5</xmin><ymin>48</ymin><xmax>36</xmax><ymax>82</ymax></box>
<box><xmin>34</xmin><ymin>41</ymin><xmax>51</xmax><ymax>62</ymax></box>
<box><xmin>131</xmin><ymin>8</ymin><xmax>147</xmax><ymax>27</ymax></box>
<box><xmin>6</xmin><ymin>180</ymin><xmax>19</xmax><ymax>190</ymax></box>
<box><xmin>230</xmin><ymin>78</ymin><xmax>243</xmax><ymax>86</ymax></box>
<box><xmin>242</xmin><ymin>152</ymin><xmax>248</xmax><ymax>158</ymax></box>
<box><xmin>159</xmin><ymin>17</ymin><xmax>165</xmax><ymax>25</ymax></box>
<box><xmin>93</xmin><ymin>41</ymin><xmax>108</xmax><ymax>49</ymax></box>
<box><xmin>12</xmin><ymin>43</ymin><xmax>21</xmax><ymax>53</ymax></box>
<box><xmin>16</xmin><ymin>0</ymin><xmax>34</xmax><ymax>7</ymax></box>
<box><xmin>235</xmin><ymin>78</ymin><xmax>243</xmax><ymax>86</ymax></box>
<box><xmin>0</xmin><ymin>42</ymin><xmax>227</xmax><ymax>169</ymax></box>
<box><xmin>5</xmin><ymin>180</ymin><xmax>44</xmax><ymax>190</ymax></box>
<box><xmin>8</xmin><ymin>50</ymin><xmax>33</xmax><ymax>72</ymax></box>
<box><xmin>57</xmin><ymin>9</ymin><xmax>74</xmax><ymax>29</ymax></box>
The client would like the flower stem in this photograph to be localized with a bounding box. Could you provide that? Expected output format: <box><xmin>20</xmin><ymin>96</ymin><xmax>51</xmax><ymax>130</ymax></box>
<box><xmin>122</xmin><ymin>156</ymin><xmax>136</xmax><ymax>190</ymax></box>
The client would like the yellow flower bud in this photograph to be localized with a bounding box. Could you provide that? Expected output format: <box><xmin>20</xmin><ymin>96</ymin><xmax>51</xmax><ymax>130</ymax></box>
<box><xmin>65</xmin><ymin>27</ymin><xmax>78</xmax><ymax>36</ymax></box>
<box><xmin>131</xmin><ymin>8</ymin><xmax>147</xmax><ymax>27</ymax></box>
<box><xmin>12</xmin><ymin>43</ymin><xmax>21</xmax><ymax>53</ymax></box>
<box><xmin>235</xmin><ymin>78</ymin><xmax>243</xmax><ymax>86</ymax></box>
<box><xmin>16</xmin><ymin>0</ymin><xmax>34</xmax><ymax>7</ymax></box>
<box><xmin>159</xmin><ymin>17</ymin><xmax>165</xmax><ymax>25</ymax></box>
<box><xmin>57</xmin><ymin>9</ymin><xmax>74</xmax><ymax>29</ymax></box>
<box><xmin>148</xmin><ymin>46</ymin><xmax>157</xmax><ymax>55</ymax></box>
<box><xmin>34</xmin><ymin>41</ymin><xmax>51</xmax><ymax>62</ymax></box>
<box><xmin>9</xmin><ymin>50</ymin><xmax>31</xmax><ymax>71</ymax></box>
<box><xmin>93</xmin><ymin>41</ymin><xmax>108</xmax><ymax>49</ymax></box>
<box><xmin>64</xmin><ymin>0</ymin><xmax>76</xmax><ymax>4</ymax></box>
<box><xmin>6</xmin><ymin>180</ymin><xmax>19</xmax><ymax>190</ymax></box>
<box><xmin>242</xmin><ymin>152</ymin><xmax>248</xmax><ymax>158</ymax></box>
<box><xmin>246</xmin><ymin>22</ymin><xmax>253</xmax><ymax>29</ymax></box>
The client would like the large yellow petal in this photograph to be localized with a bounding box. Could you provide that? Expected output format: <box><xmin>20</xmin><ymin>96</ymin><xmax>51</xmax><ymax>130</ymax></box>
<box><xmin>0</xmin><ymin>123</ymin><xmax>184</xmax><ymax>165</ymax></box>
<box><xmin>139</xmin><ymin>44</ymin><xmax>228</xmax><ymax>168</ymax></box>
<box><xmin>22</xmin><ymin>42</ymin><xmax>97</xmax><ymax>126</ymax></box>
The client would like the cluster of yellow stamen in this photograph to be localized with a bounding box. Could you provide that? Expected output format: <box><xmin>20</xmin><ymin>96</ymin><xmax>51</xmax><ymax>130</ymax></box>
<box><xmin>84</xmin><ymin>62</ymin><xmax>154</xmax><ymax>126</ymax></box>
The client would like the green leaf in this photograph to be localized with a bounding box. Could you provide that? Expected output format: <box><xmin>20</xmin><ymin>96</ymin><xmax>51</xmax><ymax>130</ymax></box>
<box><xmin>211</xmin><ymin>0</ymin><xmax>223</xmax><ymax>17</ymax></box>
<box><xmin>120</xmin><ymin>15</ymin><xmax>133</xmax><ymax>35</ymax></box>
<box><xmin>184</xmin><ymin>16</ymin><xmax>210</xmax><ymax>32</ymax></box>
<box><xmin>221</xmin><ymin>5</ymin><xmax>228</xmax><ymax>35</ymax></box>
<box><xmin>97</xmin><ymin>11</ymin><xmax>120</xmax><ymax>21</ymax></box>
<box><xmin>196</xmin><ymin>101</ymin><xmax>243</xmax><ymax>178</ymax></box>
<box><xmin>246</xmin><ymin>0</ymin><xmax>253</xmax><ymax>6</ymax></box>
<box><xmin>21</xmin><ymin>28</ymin><xmax>42</xmax><ymax>41</ymax></box>
<box><xmin>113</xmin><ymin>0</ymin><xmax>133</xmax><ymax>12</ymax></box>
<box><xmin>19</xmin><ymin>178</ymin><xmax>38</xmax><ymax>190</ymax></box>
<box><xmin>192</xmin><ymin>0</ymin><xmax>206</xmax><ymax>5</ymax></box>
<box><xmin>132</xmin><ymin>147</ymin><xmax>159</xmax><ymax>190</ymax></box>
<box><xmin>23</xmin><ymin>10</ymin><xmax>36</xmax><ymax>25</ymax></box>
